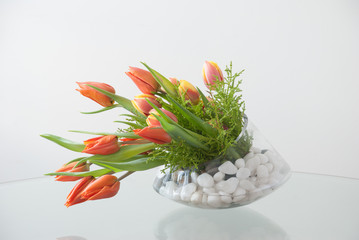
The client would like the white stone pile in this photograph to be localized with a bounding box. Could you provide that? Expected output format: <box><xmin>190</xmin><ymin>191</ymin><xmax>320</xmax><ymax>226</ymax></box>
<box><xmin>156</xmin><ymin>147</ymin><xmax>290</xmax><ymax>208</ymax></box>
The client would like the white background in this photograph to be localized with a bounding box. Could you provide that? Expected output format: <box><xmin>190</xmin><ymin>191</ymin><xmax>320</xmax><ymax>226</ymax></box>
<box><xmin>0</xmin><ymin>0</ymin><xmax>358</xmax><ymax>182</ymax></box>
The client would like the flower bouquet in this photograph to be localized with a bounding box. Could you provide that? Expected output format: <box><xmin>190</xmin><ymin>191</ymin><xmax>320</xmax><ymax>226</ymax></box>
<box><xmin>42</xmin><ymin>61</ymin><xmax>290</xmax><ymax>208</ymax></box>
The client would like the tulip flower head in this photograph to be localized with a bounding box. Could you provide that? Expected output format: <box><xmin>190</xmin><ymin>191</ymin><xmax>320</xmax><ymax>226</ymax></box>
<box><xmin>65</xmin><ymin>176</ymin><xmax>94</xmax><ymax>207</ymax></box>
<box><xmin>134</xmin><ymin>127</ymin><xmax>172</xmax><ymax>144</ymax></box>
<box><xmin>146</xmin><ymin>108</ymin><xmax>178</xmax><ymax>127</ymax></box>
<box><xmin>125</xmin><ymin>67</ymin><xmax>160</xmax><ymax>94</ymax></box>
<box><xmin>82</xmin><ymin>135</ymin><xmax>120</xmax><ymax>155</ymax></box>
<box><xmin>55</xmin><ymin>161</ymin><xmax>89</xmax><ymax>182</ymax></box>
<box><xmin>131</xmin><ymin>94</ymin><xmax>162</xmax><ymax>115</ymax></box>
<box><xmin>202</xmin><ymin>61</ymin><xmax>224</xmax><ymax>89</ymax></box>
<box><xmin>178</xmin><ymin>80</ymin><xmax>200</xmax><ymax>105</ymax></box>
<box><xmin>81</xmin><ymin>175</ymin><xmax>120</xmax><ymax>200</ymax></box>
<box><xmin>76</xmin><ymin>82</ymin><xmax>115</xmax><ymax>107</ymax></box>
<box><xmin>169</xmin><ymin>77</ymin><xmax>180</xmax><ymax>86</ymax></box>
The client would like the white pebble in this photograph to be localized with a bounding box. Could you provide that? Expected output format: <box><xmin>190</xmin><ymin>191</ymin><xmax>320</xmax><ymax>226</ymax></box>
<box><xmin>172</xmin><ymin>187</ymin><xmax>181</xmax><ymax>201</ymax></box>
<box><xmin>218</xmin><ymin>191</ymin><xmax>230</xmax><ymax>196</ymax></box>
<box><xmin>246</xmin><ymin>156</ymin><xmax>260</xmax><ymax>172</ymax></box>
<box><xmin>257</xmin><ymin>154</ymin><xmax>269</xmax><ymax>164</ymax></box>
<box><xmin>243</xmin><ymin>152</ymin><xmax>254</xmax><ymax>161</ymax></box>
<box><xmin>190</xmin><ymin>191</ymin><xmax>202</xmax><ymax>204</ymax></box>
<box><xmin>232</xmin><ymin>195</ymin><xmax>246</xmax><ymax>203</ymax></box>
<box><xmin>236</xmin><ymin>168</ymin><xmax>251</xmax><ymax>179</ymax></box>
<box><xmin>235</xmin><ymin>158</ymin><xmax>245</xmax><ymax>168</ymax></box>
<box><xmin>215</xmin><ymin>177</ymin><xmax>239</xmax><ymax>194</ymax></box>
<box><xmin>218</xmin><ymin>161</ymin><xmax>238</xmax><ymax>175</ymax></box>
<box><xmin>197</xmin><ymin>173</ymin><xmax>214</xmax><ymax>188</ymax></box>
<box><xmin>250</xmin><ymin>147</ymin><xmax>261</xmax><ymax>154</ymax></box>
<box><xmin>213</xmin><ymin>172</ymin><xmax>225</xmax><ymax>182</ymax></box>
<box><xmin>207</xmin><ymin>195</ymin><xmax>222</xmax><ymax>207</ymax></box>
<box><xmin>233</xmin><ymin>187</ymin><xmax>246</xmax><ymax>196</ymax></box>
<box><xmin>239</xmin><ymin>179</ymin><xmax>256</xmax><ymax>191</ymax></box>
<box><xmin>220</xmin><ymin>195</ymin><xmax>232</xmax><ymax>204</ymax></box>
<box><xmin>202</xmin><ymin>194</ymin><xmax>208</xmax><ymax>205</ymax></box>
<box><xmin>190</xmin><ymin>172</ymin><xmax>198</xmax><ymax>184</ymax></box>
<box><xmin>265</xmin><ymin>163</ymin><xmax>274</xmax><ymax>172</ymax></box>
<box><xmin>203</xmin><ymin>187</ymin><xmax>216</xmax><ymax>194</ymax></box>
<box><xmin>163</xmin><ymin>181</ymin><xmax>177</xmax><ymax>199</ymax></box>
<box><xmin>180</xmin><ymin>183</ymin><xmax>197</xmax><ymax>201</ymax></box>
<box><xmin>256</xmin><ymin>165</ymin><xmax>269</xmax><ymax>178</ymax></box>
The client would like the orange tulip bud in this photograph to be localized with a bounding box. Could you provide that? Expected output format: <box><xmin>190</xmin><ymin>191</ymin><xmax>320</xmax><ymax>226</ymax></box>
<box><xmin>134</xmin><ymin>127</ymin><xmax>171</xmax><ymax>144</ymax></box>
<box><xmin>131</xmin><ymin>94</ymin><xmax>162</xmax><ymax>115</ymax></box>
<box><xmin>55</xmin><ymin>161</ymin><xmax>89</xmax><ymax>182</ymax></box>
<box><xmin>125</xmin><ymin>67</ymin><xmax>160</xmax><ymax>94</ymax></box>
<box><xmin>81</xmin><ymin>175</ymin><xmax>120</xmax><ymax>201</ymax></box>
<box><xmin>202</xmin><ymin>61</ymin><xmax>224</xmax><ymax>89</ymax></box>
<box><xmin>178</xmin><ymin>80</ymin><xmax>200</xmax><ymax>105</ymax></box>
<box><xmin>146</xmin><ymin>108</ymin><xmax>178</xmax><ymax>127</ymax></box>
<box><xmin>65</xmin><ymin>176</ymin><xmax>94</xmax><ymax>207</ymax></box>
<box><xmin>82</xmin><ymin>135</ymin><xmax>120</xmax><ymax>155</ymax></box>
<box><xmin>76</xmin><ymin>82</ymin><xmax>115</xmax><ymax>107</ymax></box>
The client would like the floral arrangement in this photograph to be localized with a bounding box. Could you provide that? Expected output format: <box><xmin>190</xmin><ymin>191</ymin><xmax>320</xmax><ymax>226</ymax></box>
<box><xmin>42</xmin><ymin>61</ymin><xmax>251</xmax><ymax>207</ymax></box>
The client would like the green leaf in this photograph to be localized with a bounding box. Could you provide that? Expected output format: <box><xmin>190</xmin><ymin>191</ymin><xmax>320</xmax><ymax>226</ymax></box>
<box><xmin>166</xmin><ymin>95</ymin><xmax>217</xmax><ymax>137</ymax></box>
<box><xmin>86</xmin><ymin>84</ymin><xmax>145</xmax><ymax>119</ymax></box>
<box><xmin>120</xmin><ymin>114</ymin><xmax>147</xmax><ymax>123</ymax></box>
<box><xmin>69</xmin><ymin>130</ymin><xmax>141</xmax><ymax>139</ymax></box>
<box><xmin>80</xmin><ymin>104</ymin><xmax>121</xmax><ymax>114</ymax></box>
<box><xmin>40</xmin><ymin>134</ymin><xmax>85</xmax><ymax>152</ymax></box>
<box><xmin>151</xmin><ymin>114</ymin><xmax>209</xmax><ymax>150</ymax></box>
<box><xmin>91</xmin><ymin>157</ymin><xmax>165</xmax><ymax>171</ymax></box>
<box><xmin>45</xmin><ymin>168</ymin><xmax>113</xmax><ymax>177</ymax></box>
<box><xmin>114</xmin><ymin>121</ymin><xmax>144</xmax><ymax>129</ymax></box>
<box><xmin>197</xmin><ymin>87</ymin><xmax>210</xmax><ymax>108</ymax></box>
<box><xmin>85</xmin><ymin>143</ymin><xmax>156</xmax><ymax>162</ymax></box>
<box><xmin>140</xmin><ymin>62</ymin><xmax>178</xmax><ymax>97</ymax></box>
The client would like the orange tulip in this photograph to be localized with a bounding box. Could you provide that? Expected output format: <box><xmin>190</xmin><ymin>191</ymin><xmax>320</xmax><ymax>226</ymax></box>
<box><xmin>76</xmin><ymin>82</ymin><xmax>115</xmax><ymax>107</ymax></box>
<box><xmin>202</xmin><ymin>61</ymin><xmax>224</xmax><ymax>88</ymax></box>
<box><xmin>65</xmin><ymin>176</ymin><xmax>94</xmax><ymax>207</ymax></box>
<box><xmin>82</xmin><ymin>135</ymin><xmax>120</xmax><ymax>155</ymax></box>
<box><xmin>81</xmin><ymin>175</ymin><xmax>120</xmax><ymax>200</ymax></box>
<box><xmin>133</xmin><ymin>127</ymin><xmax>171</xmax><ymax>144</ymax></box>
<box><xmin>146</xmin><ymin>108</ymin><xmax>178</xmax><ymax>127</ymax></box>
<box><xmin>178</xmin><ymin>80</ymin><xmax>200</xmax><ymax>105</ymax></box>
<box><xmin>55</xmin><ymin>161</ymin><xmax>89</xmax><ymax>182</ymax></box>
<box><xmin>125</xmin><ymin>67</ymin><xmax>160</xmax><ymax>94</ymax></box>
<box><xmin>131</xmin><ymin>94</ymin><xmax>162</xmax><ymax>115</ymax></box>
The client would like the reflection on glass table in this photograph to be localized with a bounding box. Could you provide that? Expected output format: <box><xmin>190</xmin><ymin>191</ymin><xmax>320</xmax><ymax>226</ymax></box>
<box><xmin>0</xmin><ymin>172</ymin><xmax>358</xmax><ymax>240</ymax></box>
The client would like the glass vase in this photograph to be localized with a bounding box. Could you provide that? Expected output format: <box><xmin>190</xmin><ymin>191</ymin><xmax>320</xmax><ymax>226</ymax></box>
<box><xmin>153</xmin><ymin>116</ymin><xmax>291</xmax><ymax>209</ymax></box>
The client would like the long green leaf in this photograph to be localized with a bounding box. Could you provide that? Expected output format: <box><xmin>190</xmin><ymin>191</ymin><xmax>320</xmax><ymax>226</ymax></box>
<box><xmin>92</xmin><ymin>157</ymin><xmax>165</xmax><ymax>171</ymax></box>
<box><xmin>68</xmin><ymin>130</ymin><xmax>141</xmax><ymax>139</ymax></box>
<box><xmin>45</xmin><ymin>168</ymin><xmax>113</xmax><ymax>177</ymax></box>
<box><xmin>86</xmin><ymin>84</ymin><xmax>145</xmax><ymax>119</ymax></box>
<box><xmin>85</xmin><ymin>143</ymin><xmax>156</xmax><ymax>162</ymax></box>
<box><xmin>114</xmin><ymin>121</ymin><xmax>144</xmax><ymax>129</ymax></box>
<box><xmin>166</xmin><ymin>95</ymin><xmax>217</xmax><ymax>137</ymax></box>
<box><xmin>140</xmin><ymin>62</ymin><xmax>178</xmax><ymax>97</ymax></box>
<box><xmin>120</xmin><ymin>114</ymin><xmax>147</xmax><ymax>123</ymax></box>
<box><xmin>80</xmin><ymin>104</ymin><xmax>121</xmax><ymax>114</ymax></box>
<box><xmin>40</xmin><ymin>134</ymin><xmax>85</xmax><ymax>152</ymax></box>
<box><xmin>152</xmin><ymin>114</ymin><xmax>209</xmax><ymax>150</ymax></box>
<box><xmin>197</xmin><ymin>87</ymin><xmax>210</xmax><ymax>108</ymax></box>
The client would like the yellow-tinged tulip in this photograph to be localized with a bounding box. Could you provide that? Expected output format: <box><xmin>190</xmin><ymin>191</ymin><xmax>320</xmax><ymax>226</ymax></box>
<box><xmin>76</xmin><ymin>82</ymin><xmax>115</xmax><ymax>107</ymax></box>
<box><xmin>146</xmin><ymin>108</ymin><xmax>178</xmax><ymax>127</ymax></box>
<box><xmin>131</xmin><ymin>94</ymin><xmax>162</xmax><ymax>115</ymax></box>
<box><xmin>202</xmin><ymin>61</ymin><xmax>224</xmax><ymax>89</ymax></box>
<box><xmin>125</xmin><ymin>67</ymin><xmax>160</xmax><ymax>94</ymax></box>
<box><xmin>178</xmin><ymin>80</ymin><xmax>200</xmax><ymax>105</ymax></box>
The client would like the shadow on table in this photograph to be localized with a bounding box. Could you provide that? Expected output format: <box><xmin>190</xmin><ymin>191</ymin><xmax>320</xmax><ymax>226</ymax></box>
<box><xmin>154</xmin><ymin>207</ymin><xmax>289</xmax><ymax>240</ymax></box>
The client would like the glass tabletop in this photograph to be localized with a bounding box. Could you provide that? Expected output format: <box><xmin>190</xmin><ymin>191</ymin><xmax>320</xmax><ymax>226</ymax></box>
<box><xmin>0</xmin><ymin>171</ymin><xmax>358</xmax><ymax>240</ymax></box>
